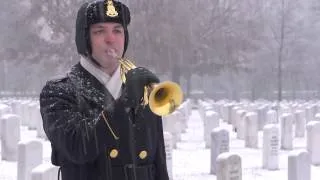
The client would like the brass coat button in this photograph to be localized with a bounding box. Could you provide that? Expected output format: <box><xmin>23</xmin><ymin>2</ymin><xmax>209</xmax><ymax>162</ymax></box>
<box><xmin>109</xmin><ymin>149</ymin><xmax>118</xmax><ymax>158</ymax></box>
<box><xmin>139</xmin><ymin>150</ymin><xmax>148</xmax><ymax>159</ymax></box>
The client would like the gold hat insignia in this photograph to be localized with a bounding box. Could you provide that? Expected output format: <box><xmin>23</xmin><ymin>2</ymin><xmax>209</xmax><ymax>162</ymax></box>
<box><xmin>105</xmin><ymin>0</ymin><xmax>118</xmax><ymax>17</ymax></box>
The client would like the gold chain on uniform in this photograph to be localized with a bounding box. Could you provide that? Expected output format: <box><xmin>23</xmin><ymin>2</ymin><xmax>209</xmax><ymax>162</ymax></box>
<box><xmin>101</xmin><ymin>111</ymin><xmax>119</xmax><ymax>140</ymax></box>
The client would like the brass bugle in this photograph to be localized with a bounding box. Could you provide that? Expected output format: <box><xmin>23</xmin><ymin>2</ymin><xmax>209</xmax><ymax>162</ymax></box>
<box><xmin>118</xmin><ymin>58</ymin><xmax>183</xmax><ymax>116</ymax></box>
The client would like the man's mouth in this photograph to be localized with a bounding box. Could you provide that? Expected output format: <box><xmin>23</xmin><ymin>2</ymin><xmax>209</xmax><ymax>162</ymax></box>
<box><xmin>106</xmin><ymin>48</ymin><xmax>118</xmax><ymax>58</ymax></box>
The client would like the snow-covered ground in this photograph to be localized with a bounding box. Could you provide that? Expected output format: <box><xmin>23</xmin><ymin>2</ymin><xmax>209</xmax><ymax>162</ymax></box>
<box><xmin>1</xmin><ymin>109</ymin><xmax>319</xmax><ymax>180</ymax></box>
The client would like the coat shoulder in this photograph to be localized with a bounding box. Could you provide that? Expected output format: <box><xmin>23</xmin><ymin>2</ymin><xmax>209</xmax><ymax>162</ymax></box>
<box><xmin>46</xmin><ymin>74</ymin><xmax>69</xmax><ymax>87</ymax></box>
<box><xmin>50</xmin><ymin>75</ymin><xmax>69</xmax><ymax>84</ymax></box>
<box><xmin>40</xmin><ymin>74</ymin><xmax>74</xmax><ymax>96</ymax></box>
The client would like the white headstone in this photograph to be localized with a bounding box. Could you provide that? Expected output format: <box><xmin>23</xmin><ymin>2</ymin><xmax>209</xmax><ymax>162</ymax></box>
<box><xmin>306</xmin><ymin>121</ymin><xmax>320</xmax><ymax>165</ymax></box>
<box><xmin>18</xmin><ymin>140</ymin><xmax>43</xmax><ymax>180</ymax></box>
<box><xmin>281</xmin><ymin>113</ymin><xmax>293</xmax><ymax>150</ymax></box>
<box><xmin>288</xmin><ymin>150</ymin><xmax>310</xmax><ymax>180</ymax></box>
<box><xmin>21</xmin><ymin>101</ymin><xmax>30</xmax><ymax>126</ymax></box>
<box><xmin>162</xmin><ymin>112</ymin><xmax>181</xmax><ymax>148</ymax></box>
<box><xmin>263</xmin><ymin>124</ymin><xmax>279</xmax><ymax>170</ymax></box>
<box><xmin>216</xmin><ymin>152</ymin><xmax>242</xmax><ymax>180</ymax></box>
<box><xmin>176</xmin><ymin>106</ymin><xmax>187</xmax><ymax>133</ymax></box>
<box><xmin>0</xmin><ymin>103</ymin><xmax>12</xmax><ymax>139</ymax></box>
<box><xmin>173</xmin><ymin>111</ymin><xmax>183</xmax><ymax>141</ymax></box>
<box><xmin>31</xmin><ymin>163</ymin><xmax>60</xmax><ymax>180</ymax></box>
<box><xmin>245</xmin><ymin>112</ymin><xmax>258</xmax><ymax>148</ymax></box>
<box><xmin>231</xmin><ymin>106</ymin><xmax>241</xmax><ymax>127</ymax></box>
<box><xmin>163</xmin><ymin>132</ymin><xmax>173</xmax><ymax>179</ymax></box>
<box><xmin>28</xmin><ymin>103</ymin><xmax>39</xmax><ymax>130</ymax></box>
<box><xmin>305</xmin><ymin>106</ymin><xmax>314</xmax><ymax>123</ymax></box>
<box><xmin>221</xmin><ymin>104</ymin><xmax>228</xmax><ymax>123</ymax></box>
<box><xmin>294</xmin><ymin>110</ymin><xmax>305</xmax><ymax>138</ymax></box>
<box><xmin>266</xmin><ymin>110</ymin><xmax>277</xmax><ymax>124</ymax></box>
<box><xmin>36</xmin><ymin>106</ymin><xmax>47</xmax><ymax>139</ymax></box>
<box><xmin>210</xmin><ymin>127</ymin><xmax>229</xmax><ymax>174</ymax></box>
<box><xmin>1</xmin><ymin>114</ymin><xmax>21</xmax><ymax>161</ymax></box>
<box><xmin>236</xmin><ymin>110</ymin><xmax>246</xmax><ymax>140</ymax></box>
<box><xmin>204</xmin><ymin>110</ymin><xmax>219</xmax><ymax>148</ymax></box>
<box><xmin>257</xmin><ymin>106</ymin><xmax>267</xmax><ymax>130</ymax></box>
<box><xmin>314</xmin><ymin>113</ymin><xmax>320</xmax><ymax>122</ymax></box>
<box><xmin>227</xmin><ymin>104</ymin><xmax>234</xmax><ymax>124</ymax></box>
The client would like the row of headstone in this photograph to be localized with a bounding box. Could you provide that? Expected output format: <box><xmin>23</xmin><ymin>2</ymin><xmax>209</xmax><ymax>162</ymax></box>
<box><xmin>0</xmin><ymin>103</ymin><xmax>12</xmax><ymax>139</ymax></box>
<box><xmin>215</xmin><ymin>100</ymin><xmax>320</xmax><ymax>128</ymax></box>
<box><xmin>1</xmin><ymin>111</ymin><xmax>47</xmax><ymax>162</ymax></box>
<box><xmin>162</xmin><ymin>100</ymin><xmax>192</xmax><ymax>179</ymax></box>
<box><xmin>0</xmin><ymin>124</ymin><xmax>60</xmax><ymax>180</ymax></box>
<box><xmin>0</xmin><ymin>100</ymin><xmax>47</xmax><ymax>140</ymax></box>
<box><xmin>202</xmin><ymin>99</ymin><xmax>320</xmax><ymax>150</ymax></box>
<box><xmin>199</xmin><ymin>99</ymin><xmax>320</xmax><ymax>179</ymax></box>
<box><xmin>1</xmin><ymin>99</ymin><xmax>62</xmax><ymax>179</ymax></box>
<box><xmin>210</xmin><ymin>145</ymin><xmax>314</xmax><ymax>180</ymax></box>
<box><xmin>213</xmin><ymin>143</ymin><xmax>311</xmax><ymax>180</ymax></box>
<box><xmin>1</xmin><ymin>114</ymin><xmax>21</xmax><ymax>161</ymax></box>
<box><xmin>208</xmin><ymin>129</ymin><xmax>315</xmax><ymax>180</ymax></box>
<box><xmin>163</xmin><ymin>132</ymin><xmax>173</xmax><ymax>180</ymax></box>
<box><xmin>17</xmin><ymin>139</ymin><xmax>61</xmax><ymax>180</ymax></box>
<box><xmin>162</xmin><ymin>100</ymin><xmax>191</xmax><ymax>149</ymax></box>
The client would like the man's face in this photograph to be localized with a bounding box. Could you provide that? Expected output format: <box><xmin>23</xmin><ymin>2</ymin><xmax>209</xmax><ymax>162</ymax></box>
<box><xmin>89</xmin><ymin>22</ymin><xmax>125</xmax><ymax>69</ymax></box>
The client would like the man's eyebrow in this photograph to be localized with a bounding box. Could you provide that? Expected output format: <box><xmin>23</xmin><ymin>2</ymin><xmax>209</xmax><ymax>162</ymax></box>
<box><xmin>91</xmin><ymin>24</ymin><xmax>123</xmax><ymax>29</ymax></box>
<box><xmin>114</xmin><ymin>25</ymin><xmax>124</xmax><ymax>29</ymax></box>
<box><xmin>91</xmin><ymin>24</ymin><xmax>105</xmax><ymax>29</ymax></box>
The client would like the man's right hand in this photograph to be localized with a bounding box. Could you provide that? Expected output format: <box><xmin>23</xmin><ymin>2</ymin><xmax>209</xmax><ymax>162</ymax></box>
<box><xmin>122</xmin><ymin>67</ymin><xmax>160</xmax><ymax>107</ymax></box>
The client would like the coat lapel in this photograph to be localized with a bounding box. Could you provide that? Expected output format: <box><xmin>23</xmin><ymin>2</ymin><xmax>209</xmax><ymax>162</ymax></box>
<box><xmin>68</xmin><ymin>63</ymin><xmax>118</xmax><ymax>108</ymax></box>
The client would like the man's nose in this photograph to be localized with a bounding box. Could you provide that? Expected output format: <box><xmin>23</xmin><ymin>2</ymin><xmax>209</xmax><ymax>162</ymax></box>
<box><xmin>104</xmin><ymin>32</ymin><xmax>115</xmax><ymax>43</ymax></box>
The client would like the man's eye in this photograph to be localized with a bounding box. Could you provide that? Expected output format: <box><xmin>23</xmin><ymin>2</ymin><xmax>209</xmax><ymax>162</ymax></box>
<box><xmin>114</xmin><ymin>29</ymin><xmax>123</xmax><ymax>34</ymax></box>
<box><xmin>94</xmin><ymin>30</ymin><xmax>104</xmax><ymax>34</ymax></box>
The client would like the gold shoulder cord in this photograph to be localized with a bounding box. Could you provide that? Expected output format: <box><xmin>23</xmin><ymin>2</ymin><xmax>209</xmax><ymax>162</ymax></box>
<box><xmin>101</xmin><ymin>111</ymin><xmax>119</xmax><ymax>140</ymax></box>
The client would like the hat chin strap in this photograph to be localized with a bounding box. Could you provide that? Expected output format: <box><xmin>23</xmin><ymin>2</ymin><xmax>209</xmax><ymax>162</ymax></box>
<box><xmin>88</xmin><ymin>54</ymin><xmax>102</xmax><ymax>67</ymax></box>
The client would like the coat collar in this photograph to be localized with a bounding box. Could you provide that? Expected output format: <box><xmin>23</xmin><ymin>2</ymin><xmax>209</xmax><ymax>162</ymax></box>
<box><xmin>68</xmin><ymin>63</ymin><xmax>123</xmax><ymax>107</ymax></box>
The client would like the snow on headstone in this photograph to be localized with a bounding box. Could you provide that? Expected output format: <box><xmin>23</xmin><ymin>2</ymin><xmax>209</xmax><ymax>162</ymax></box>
<box><xmin>263</xmin><ymin>124</ymin><xmax>279</xmax><ymax>170</ymax></box>
<box><xmin>306</xmin><ymin>121</ymin><xmax>320</xmax><ymax>165</ymax></box>
<box><xmin>281</xmin><ymin>113</ymin><xmax>293</xmax><ymax>150</ymax></box>
<box><xmin>288</xmin><ymin>150</ymin><xmax>310</xmax><ymax>180</ymax></box>
<box><xmin>204</xmin><ymin>110</ymin><xmax>219</xmax><ymax>148</ymax></box>
<box><xmin>245</xmin><ymin>112</ymin><xmax>258</xmax><ymax>148</ymax></box>
<box><xmin>1</xmin><ymin>114</ymin><xmax>21</xmax><ymax>161</ymax></box>
<box><xmin>18</xmin><ymin>140</ymin><xmax>43</xmax><ymax>180</ymax></box>
<box><xmin>31</xmin><ymin>163</ymin><xmax>60</xmax><ymax>180</ymax></box>
<box><xmin>216</xmin><ymin>152</ymin><xmax>242</xmax><ymax>180</ymax></box>
<box><xmin>236</xmin><ymin>110</ymin><xmax>246</xmax><ymax>140</ymax></box>
<box><xmin>294</xmin><ymin>110</ymin><xmax>306</xmax><ymax>138</ymax></box>
<box><xmin>163</xmin><ymin>132</ymin><xmax>173</xmax><ymax>179</ymax></box>
<box><xmin>210</xmin><ymin>127</ymin><xmax>229</xmax><ymax>175</ymax></box>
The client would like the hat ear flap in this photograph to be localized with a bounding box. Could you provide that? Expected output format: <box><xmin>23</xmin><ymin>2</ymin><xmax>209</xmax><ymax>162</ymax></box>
<box><xmin>75</xmin><ymin>2</ymin><xmax>91</xmax><ymax>57</ymax></box>
<box><xmin>123</xmin><ymin>29</ymin><xmax>129</xmax><ymax>57</ymax></box>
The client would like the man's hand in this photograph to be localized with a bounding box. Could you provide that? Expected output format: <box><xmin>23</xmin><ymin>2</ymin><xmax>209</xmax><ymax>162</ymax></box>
<box><xmin>122</xmin><ymin>67</ymin><xmax>160</xmax><ymax>107</ymax></box>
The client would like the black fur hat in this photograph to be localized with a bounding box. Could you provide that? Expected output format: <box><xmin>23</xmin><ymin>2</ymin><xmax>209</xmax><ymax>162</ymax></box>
<box><xmin>75</xmin><ymin>0</ymin><xmax>131</xmax><ymax>57</ymax></box>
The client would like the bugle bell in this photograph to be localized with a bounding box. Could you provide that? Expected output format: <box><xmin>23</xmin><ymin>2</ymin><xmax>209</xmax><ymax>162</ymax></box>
<box><xmin>119</xmin><ymin>58</ymin><xmax>183</xmax><ymax>116</ymax></box>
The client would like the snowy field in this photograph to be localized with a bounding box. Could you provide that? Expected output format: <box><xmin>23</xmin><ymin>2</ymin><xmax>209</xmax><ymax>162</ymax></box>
<box><xmin>0</xmin><ymin>99</ymin><xmax>320</xmax><ymax>180</ymax></box>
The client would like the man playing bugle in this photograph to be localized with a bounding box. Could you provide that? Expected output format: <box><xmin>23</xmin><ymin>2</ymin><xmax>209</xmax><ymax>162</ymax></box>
<box><xmin>39</xmin><ymin>1</ymin><xmax>169</xmax><ymax>179</ymax></box>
